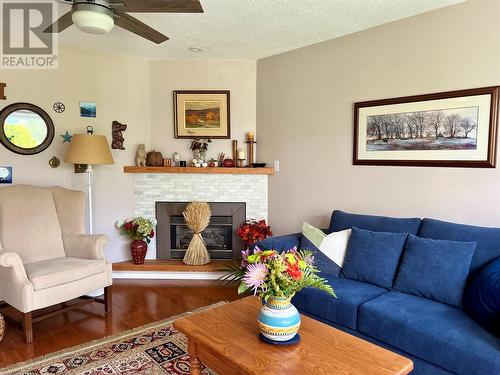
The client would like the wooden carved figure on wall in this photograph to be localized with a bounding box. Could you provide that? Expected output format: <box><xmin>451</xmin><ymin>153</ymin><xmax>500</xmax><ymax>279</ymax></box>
<box><xmin>136</xmin><ymin>144</ymin><xmax>146</xmax><ymax>167</ymax></box>
<box><xmin>0</xmin><ymin>83</ymin><xmax>6</xmax><ymax>100</ymax></box>
<box><xmin>111</xmin><ymin>120</ymin><xmax>127</xmax><ymax>150</ymax></box>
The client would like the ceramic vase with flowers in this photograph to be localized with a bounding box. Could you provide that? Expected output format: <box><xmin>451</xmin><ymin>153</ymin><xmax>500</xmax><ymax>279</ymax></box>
<box><xmin>116</xmin><ymin>217</ymin><xmax>156</xmax><ymax>265</ymax></box>
<box><xmin>223</xmin><ymin>247</ymin><xmax>335</xmax><ymax>344</ymax></box>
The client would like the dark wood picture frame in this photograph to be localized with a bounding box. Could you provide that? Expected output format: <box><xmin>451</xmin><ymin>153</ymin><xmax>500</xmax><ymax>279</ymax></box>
<box><xmin>173</xmin><ymin>90</ymin><xmax>230</xmax><ymax>139</ymax></box>
<box><xmin>0</xmin><ymin>102</ymin><xmax>55</xmax><ymax>155</ymax></box>
<box><xmin>353</xmin><ymin>86</ymin><xmax>499</xmax><ymax>168</ymax></box>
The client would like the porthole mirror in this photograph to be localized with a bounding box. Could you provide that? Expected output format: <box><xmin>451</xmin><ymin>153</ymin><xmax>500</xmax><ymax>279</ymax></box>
<box><xmin>0</xmin><ymin>103</ymin><xmax>55</xmax><ymax>155</ymax></box>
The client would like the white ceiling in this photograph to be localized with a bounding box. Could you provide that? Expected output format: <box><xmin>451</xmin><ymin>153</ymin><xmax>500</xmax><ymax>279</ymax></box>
<box><xmin>57</xmin><ymin>0</ymin><xmax>465</xmax><ymax>60</ymax></box>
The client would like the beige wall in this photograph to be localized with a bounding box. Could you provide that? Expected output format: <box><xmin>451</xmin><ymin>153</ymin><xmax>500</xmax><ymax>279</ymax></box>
<box><xmin>0</xmin><ymin>45</ymin><xmax>150</xmax><ymax>262</ymax></box>
<box><xmin>257</xmin><ymin>0</ymin><xmax>500</xmax><ymax>235</ymax></box>
<box><xmin>0</xmin><ymin>47</ymin><xmax>257</xmax><ymax>261</ymax></box>
<box><xmin>149</xmin><ymin>60</ymin><xmax>256</xmax><ymax>162</ymax></box>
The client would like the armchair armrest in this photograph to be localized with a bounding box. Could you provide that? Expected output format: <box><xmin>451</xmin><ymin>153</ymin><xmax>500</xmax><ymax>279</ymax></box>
<box><xmin>0</xmin><ymin>250</ymin><xmax>31</xmax><ymax>285</ymax></box>
<box><xmin>63</xmin><ymin>234</ymin><xmax>108</xmax><ymax>260</ymax></box>
<box><xmin>252</xmin><ymin>233</ymin><xmax>301</xmax><ymax>252</ymax></box>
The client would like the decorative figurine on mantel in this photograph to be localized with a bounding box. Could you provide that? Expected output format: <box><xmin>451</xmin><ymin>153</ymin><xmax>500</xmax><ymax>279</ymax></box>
<box><xmin>146</xmin><ymin>150</ymin><xmax>163</xmax><ymax>166</ymax></box>
<box><xmin>136</xmin><ymin>144</ymin><xmax>146</xmax><ymax>167</ymax></box>
<box><xmin>190</xmin><ymin>138</ymin><xmax>211</xmax><ymax>162</ymax></box>
<box><xmin>173</xmin><ymin>152</ymin><xmax>180</xmax><ymax>166</ymax></box>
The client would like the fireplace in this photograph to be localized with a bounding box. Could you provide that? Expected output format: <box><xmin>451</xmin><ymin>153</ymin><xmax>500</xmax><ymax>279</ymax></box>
<box><xmin>156</xmin><ymin>202</ymin><xmax>246</xmax><ymax>260</ymax></box>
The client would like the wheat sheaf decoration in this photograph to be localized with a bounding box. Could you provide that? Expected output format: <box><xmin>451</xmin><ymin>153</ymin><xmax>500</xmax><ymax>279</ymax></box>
<box><xmin>183</xmin><ymin>201</ymin><xmax>212</xmax><ymax>265</ymax></box>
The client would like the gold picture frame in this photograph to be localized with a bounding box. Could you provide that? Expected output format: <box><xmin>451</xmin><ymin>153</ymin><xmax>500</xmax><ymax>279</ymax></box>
<box><xmin>174</xmin><ymin>90</ymin><xmax>230</xmax><ymax>139</ymax></box>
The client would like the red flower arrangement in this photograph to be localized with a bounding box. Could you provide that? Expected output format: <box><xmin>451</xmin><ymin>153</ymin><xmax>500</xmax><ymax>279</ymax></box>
<box><xmin>236</xmin><ymin>219</ymin><xmax>273</xmax><ymax>247</ymax></box>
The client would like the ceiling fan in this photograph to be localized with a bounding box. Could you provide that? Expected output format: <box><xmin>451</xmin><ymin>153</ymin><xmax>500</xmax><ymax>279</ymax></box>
<box><xmin>45</xmin><ymin>0</ymin><xmax>204</xmax><ymax>44</ymax></box>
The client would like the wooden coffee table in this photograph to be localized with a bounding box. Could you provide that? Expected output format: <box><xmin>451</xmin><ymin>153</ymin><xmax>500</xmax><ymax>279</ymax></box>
<box><xmin>174</xmin><ymin>296</ymin><xmax>413</xmax><ymax>375</ymax></box>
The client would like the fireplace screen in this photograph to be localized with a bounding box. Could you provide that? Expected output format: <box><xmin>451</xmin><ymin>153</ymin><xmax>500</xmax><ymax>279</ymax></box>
<box><xmin>170</xmin><ymin>215</ymin><xmax>233</xmax><ymax>259</ymax></box>
<box><xmin>156</xmin><ymin>202</ymin><xmax>246</xmax><ymax>260</ymax></box>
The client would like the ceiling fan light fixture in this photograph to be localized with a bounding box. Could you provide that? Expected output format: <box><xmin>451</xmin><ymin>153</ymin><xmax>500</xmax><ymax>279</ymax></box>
<box><xmin>72</xmin><ymin>4</ymin><xmax>114</xmax><ymax>35</ymax></box>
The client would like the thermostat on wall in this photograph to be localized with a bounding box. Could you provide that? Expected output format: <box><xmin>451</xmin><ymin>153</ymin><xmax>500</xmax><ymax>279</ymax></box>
<box><xmin>0</xmin><ymin>166</ymin><xmax>12</xmax><ymax>184</ymax></box>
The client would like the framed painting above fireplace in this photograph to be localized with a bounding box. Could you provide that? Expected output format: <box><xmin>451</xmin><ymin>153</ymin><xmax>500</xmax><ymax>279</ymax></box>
<box><xmin>353</xmin><ymin>86</ymin><xmax>499</xmax><ymax>168</ymax></box>
<box><xmin>173</xmin><ymin>90</ymin><xmax>231</xmax><ymax>139</ymax></box>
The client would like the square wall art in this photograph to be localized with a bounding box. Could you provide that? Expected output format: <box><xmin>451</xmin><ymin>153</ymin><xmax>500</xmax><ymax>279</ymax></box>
<box><xmin>0</xmin><ymin>166</ymin><xmax>13</xmax><ymax>183</ymax></box>
<box><xmin>80</xmin><ymin>101</ymin><xmax>96</xmax><ymax>118</ymax></box>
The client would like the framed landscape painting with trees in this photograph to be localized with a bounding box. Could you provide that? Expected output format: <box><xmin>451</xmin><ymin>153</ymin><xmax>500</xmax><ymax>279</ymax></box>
<box><xmin>174</xmin><ymin>90</ymin><xmax>230</xmax><ymax>139</ymax></box>
<box><xmin>353</xmin><ymin>86</ymin><xmax>499</xmax><ymax>168</ymax></box>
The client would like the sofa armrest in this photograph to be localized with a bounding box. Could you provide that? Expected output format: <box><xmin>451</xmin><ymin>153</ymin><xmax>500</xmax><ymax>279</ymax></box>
<box><xmin>63</xmin><ymin>234</ymin><xmax>108</xmax><ymax>260</ymax></box>
<box><xmin>252</xmin><ymin>233</ymin><xmax>302</xmax><ymax>252</ymax></box>
<box><xmin>0</xmin><ymin>250</ymin><xmax>31</xmax><ymax>285</ymax></box>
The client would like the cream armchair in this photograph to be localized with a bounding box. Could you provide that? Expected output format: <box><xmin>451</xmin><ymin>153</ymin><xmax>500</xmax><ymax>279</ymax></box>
<box><xmin>0</xmin><ymin>185</ymin><xmax>112</xmax><ymax>343</ymax></box>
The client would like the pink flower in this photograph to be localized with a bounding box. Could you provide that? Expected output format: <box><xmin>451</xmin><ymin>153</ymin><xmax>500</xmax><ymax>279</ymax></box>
<box><xmin>243</xmin><ymin>263</ymin><xmax>268</xmax><ymax>295</ymax></box>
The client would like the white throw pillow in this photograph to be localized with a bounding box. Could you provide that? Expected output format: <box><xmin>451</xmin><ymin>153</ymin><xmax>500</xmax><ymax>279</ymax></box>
<box><xmin>302</xmin><ymin>221</ymin><xmax>351</xmax><ymax>268</ymax></box>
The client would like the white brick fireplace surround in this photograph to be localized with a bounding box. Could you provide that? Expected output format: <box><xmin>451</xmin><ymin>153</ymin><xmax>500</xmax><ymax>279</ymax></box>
<box><xmin>133</xmin><ymin>173</ymin><xmax>269</xmax><ymax>261</ymax></box>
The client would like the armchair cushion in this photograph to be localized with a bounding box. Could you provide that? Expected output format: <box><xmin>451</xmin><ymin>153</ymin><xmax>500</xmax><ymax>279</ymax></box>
<box><xmin>24</xmin><ymin>257</ymin><xmax>107</xmax><ymax>290</ymax></box>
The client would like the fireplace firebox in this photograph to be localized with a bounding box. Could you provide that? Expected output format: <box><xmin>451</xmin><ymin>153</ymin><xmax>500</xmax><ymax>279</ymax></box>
<box><xmin>156</xmin><ymin>202</ymin><xmax>246</xmax><ymax>260</ymax></box>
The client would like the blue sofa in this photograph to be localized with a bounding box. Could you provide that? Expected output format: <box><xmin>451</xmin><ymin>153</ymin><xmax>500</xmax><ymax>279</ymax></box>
<box><xmin>255</xmin><ymin>210</ymin><xmax>500</xmax><ymax>375</ymax></box>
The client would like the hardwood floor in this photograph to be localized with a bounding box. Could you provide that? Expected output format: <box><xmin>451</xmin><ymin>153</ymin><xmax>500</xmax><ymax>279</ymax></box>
<box><xmin>0</xmin><ymin>279</ymin><xmax>239</xmax><ymax>369</ymax></box>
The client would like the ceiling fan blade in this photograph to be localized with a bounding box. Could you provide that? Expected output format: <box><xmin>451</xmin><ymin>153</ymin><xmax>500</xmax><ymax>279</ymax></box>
<box><xmin>44</xmin><ymin>11</ymin><xmax>73</xmax><ymax>33</ymax></box>
<box><xmin>114</xmin><ymin>11</ymin><xmax>169</xmax><ymax>44</ymax></box>
<box><xmin>112</xmin><ymin>0</ymin><xmax>203</xmax><ymax>13</ymax></box>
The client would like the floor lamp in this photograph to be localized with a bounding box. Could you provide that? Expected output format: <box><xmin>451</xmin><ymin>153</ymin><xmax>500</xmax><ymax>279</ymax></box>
<box><xmin>64</xmin><ymin>133</ymin><xmax>114</xmax><ymax>234</ymax></box>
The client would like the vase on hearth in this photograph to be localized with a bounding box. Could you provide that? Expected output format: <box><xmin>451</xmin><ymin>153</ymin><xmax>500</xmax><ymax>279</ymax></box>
<box><xmin>130</xmin><ymin>240</ymin><xmax>147</xmax><ymax>265</ymax></box>
<box><xmin>257</xmin><ymin>296</ymin><xmax>301</xmax><ymax>342</ymax></box>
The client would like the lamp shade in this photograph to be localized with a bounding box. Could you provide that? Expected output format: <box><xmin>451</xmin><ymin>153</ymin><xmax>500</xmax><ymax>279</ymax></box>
<box><xmin>64</xmin><ymin>134</ymin><xmax>114</xmax><ymax>165</ymax></box>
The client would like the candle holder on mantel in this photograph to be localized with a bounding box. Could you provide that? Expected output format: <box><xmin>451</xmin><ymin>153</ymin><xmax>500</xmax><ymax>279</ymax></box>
<box><xmin>237</xmin><ymin>158</ymin><xmax>246</xmax><ymax>168</ymax></box>
<box><xmin>232</xmin><ymin>140</ymin><xmax>238</xmax><ymax>165</ymax></box>
<box><xmin>246</xmin><ymin>132</ymin><xmax>256</xmax><ymax>167</ymax></box>
<box><xmin>246</xmin><ymin>140</ymin><xmax>256</xmax><ymax>166</ymax></box>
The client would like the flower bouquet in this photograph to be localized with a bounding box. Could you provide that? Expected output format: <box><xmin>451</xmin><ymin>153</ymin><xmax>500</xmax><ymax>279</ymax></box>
<box><xmin>223</xmin><ymin>247</ymin><xmax>335</xmax><ymax>343</ymax></box>
<box><xmin>116</xmin><ymin>217</ymin><xmax>156</xmax><ymax>265</ymax></box>
<box><xmin>236</xmin><ymin>219</ymin><xmax>273</xmax><ymax>248</ymax></box>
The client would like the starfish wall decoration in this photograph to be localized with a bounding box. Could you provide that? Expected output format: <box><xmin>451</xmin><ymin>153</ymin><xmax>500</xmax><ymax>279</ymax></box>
<box><xmin>60</xmin><ymin>130</ymin><xmax>72</xmax><ymax>143</ymax></box>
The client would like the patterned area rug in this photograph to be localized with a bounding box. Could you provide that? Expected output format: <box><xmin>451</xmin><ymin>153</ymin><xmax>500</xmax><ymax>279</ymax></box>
<box><xmin>2</xmin><ymin>303</ymin><xmax>226</xmax><ymax>375</ymax></box>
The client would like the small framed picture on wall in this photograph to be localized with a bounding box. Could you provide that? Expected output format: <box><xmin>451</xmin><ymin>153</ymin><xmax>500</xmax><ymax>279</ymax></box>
<box><xmin>173</xmin><ymin>90</ymin><xmax>230</xmax><ymax>139</ymax></box>
<box><xmin>353</xmin><ymin>86</ymin><xmax>499</xmax><ymax>168</ymax></box>
<box><xmin>0</xmin><ymin>166</ymin><xmax>13</xmax><ymax>184</ymax></box>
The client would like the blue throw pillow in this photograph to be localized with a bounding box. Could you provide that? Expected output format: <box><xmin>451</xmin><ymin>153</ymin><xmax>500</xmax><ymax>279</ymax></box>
<box><xmin>300</xmin><ymin>235</ymin><xmax>342</xmax><ymax>277</ymax></box>
<box><xmin>463</xmin><ymin>257</ymin><xmax>500</xmax><ymax>337</ymax></box>
<box><xmin>394</xmin><ymin>235</ymin><xmax>476</xmax><ymax>307</ymax></box>
<box><xmin>329</xmin><ymin>210</ymin><xmax>421</xmax><ymax>235</ymax></box>
<box><xmin>341</xmin><ymin>227</ymin><xmax>408</xmax><ymax>288</ymax></box>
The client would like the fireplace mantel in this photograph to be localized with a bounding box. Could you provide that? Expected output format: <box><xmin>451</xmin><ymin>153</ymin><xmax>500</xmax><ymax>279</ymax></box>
<box><xmin>124</xmin><ymin>166</ymin><xmax>274</xmax><ymax>175</ymax></box>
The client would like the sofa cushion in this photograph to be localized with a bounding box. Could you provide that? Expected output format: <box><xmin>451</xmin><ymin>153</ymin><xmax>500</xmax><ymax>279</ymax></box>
<box><xmin>329</xmin><ymin>210</ymin><xmax>421</xmax><ymax>235</ymax></box>
<box><xmin>252</xmin><ymin>233</ymin><xmax>301</xmax><ymax>252</ymax></box>
<box><xmin>358</xmin><ymin>291</ymin><xmax>500</xmax><ymax>375</ymax></box>
<box><xmin>25</xmin><ymin>257</ymin><xmax>107</xmax><ymax>290</ymax></box>
<box><xmin>418</xmin><ymin>218</ymin><xmax>500</xmax><ymax>275</ymax></box>
<box><xmin>342</xmin><ymin>227</ymin><xmax>408</xmax><ymax>288</ymax></box>
<box><xmin>292</xmin><ymin>276</ymin><xmax>388</xmax><ymax>330</ymax></box>
<box><xmin>300</xmin><ymin>222</ymin><xmax>351</xmax><ymax>277</ymax></box>
<box><xmin>394</xmin><ymin>235</ymin><xmax>476</xmax><ymax>307</ymax></box>
<box><xmin>463</xmin><ymin>257</ymin><xmax>500</xmax><ymax>337</ymax></box>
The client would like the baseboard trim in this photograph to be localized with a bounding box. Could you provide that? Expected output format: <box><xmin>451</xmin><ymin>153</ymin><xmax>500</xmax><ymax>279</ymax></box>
<box><xmin>112</xmin><ymin>271</ymin><xmax>226</xmax><ymax>280</ymax></box>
